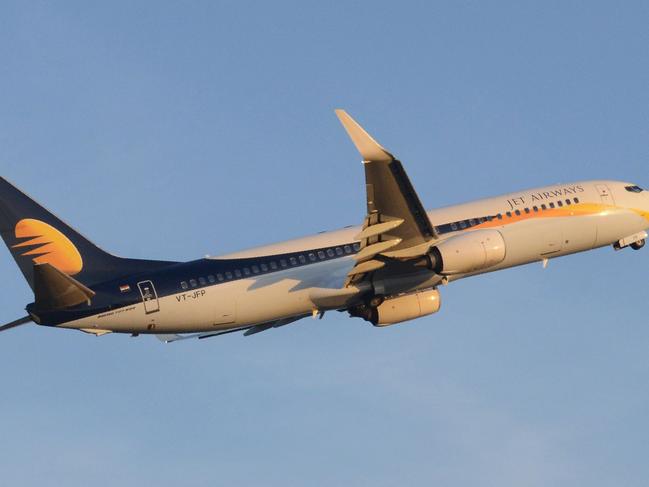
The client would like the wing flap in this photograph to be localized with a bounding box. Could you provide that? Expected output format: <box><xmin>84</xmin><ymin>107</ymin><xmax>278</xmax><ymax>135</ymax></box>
<box><xmin>347</xmin><ymin>259</ymin><xmax>385</xmax><ymax>276</ymax></box>
<box><xmin>354</xmin><ymin>219</ymin><xmax>404</xmax><ymax>240</ymax></box>
<box><xmin>355</xmin><ymin>238</ymin><xmax>402</xmax><ymax>262</ymax></box>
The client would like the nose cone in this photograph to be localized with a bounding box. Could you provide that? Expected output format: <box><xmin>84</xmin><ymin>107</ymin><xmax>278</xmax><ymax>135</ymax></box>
<box><xmin>639</xmin><ymin>192</ymin><xmax>649</xmax><ymax>219</ymax></box>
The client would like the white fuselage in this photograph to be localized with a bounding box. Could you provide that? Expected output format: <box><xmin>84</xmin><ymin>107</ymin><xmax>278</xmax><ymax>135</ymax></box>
<box><xmin>63</xmin><ymin>180</ymin><xmax>649</xmax><ymax>335</ymax></box>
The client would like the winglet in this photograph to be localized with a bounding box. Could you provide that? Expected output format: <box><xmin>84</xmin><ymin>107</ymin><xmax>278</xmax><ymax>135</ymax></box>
<box><xmin>335</xmin><ymin>109</ymin><xmax>393</xmax><ymax>162</ymax></box>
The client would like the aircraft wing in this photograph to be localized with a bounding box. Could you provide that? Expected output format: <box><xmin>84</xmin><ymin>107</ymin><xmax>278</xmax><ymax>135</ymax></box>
<box><xmin>335</xmin><ymin>110</ymin><xmax>437</xmax><ymax>285</ymax></box>
<box><xmin>155</xmin><ymin>316</ymin><xmax>308</xmax><ymax>343</ymax></box>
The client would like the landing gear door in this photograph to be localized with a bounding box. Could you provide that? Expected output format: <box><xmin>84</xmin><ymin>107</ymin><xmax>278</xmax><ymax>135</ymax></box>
<box><xmin>596</xmin><ymin>184</ymin><xmax>615</xmax><ymax>205</ymax></box>
<box><xmin>137</xmin><ymin>280</ymin><xmax>160</xmax><ymax>314</ymax></box>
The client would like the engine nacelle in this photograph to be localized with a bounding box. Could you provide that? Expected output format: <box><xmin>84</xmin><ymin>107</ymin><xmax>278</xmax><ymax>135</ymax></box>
<box><xmin>350</xmin><ymin>289</ymin><xmax>441</xmax><ymax>326</ymax></box>
<box><xmin>429</xmin><ymin>229</ymin><xmax>506</xmax><ymax>275</ymax></box>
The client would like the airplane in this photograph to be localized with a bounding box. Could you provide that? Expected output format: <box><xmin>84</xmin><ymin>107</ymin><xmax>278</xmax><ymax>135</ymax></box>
<box><xmin>1</xmin><ymin>110</ymin><xmax>648</xmax><ymax>342</ymax></box>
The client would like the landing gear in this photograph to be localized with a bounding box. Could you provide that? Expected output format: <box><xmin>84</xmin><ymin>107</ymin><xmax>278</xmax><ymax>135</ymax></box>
<box><xmin>614</xmin><ymin>235</ymin><xmax>647</xmax><ymax>251</ymax></box>
<box><xmin>631</xmin><ymin>239</ymin><xmax>645</xmax><ymax>250</ymax></box>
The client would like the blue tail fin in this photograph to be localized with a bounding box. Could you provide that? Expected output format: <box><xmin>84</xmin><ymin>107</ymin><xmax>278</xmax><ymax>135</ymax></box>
<box><xmin>0</xmin><ymin>177</ymin><xmax>175</xmax><ymax>290</ymax></box>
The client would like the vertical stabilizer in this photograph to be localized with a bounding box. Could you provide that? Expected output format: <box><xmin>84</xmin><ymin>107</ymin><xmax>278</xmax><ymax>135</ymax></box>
<box><xmin>0</xmin><ymin>177</ymin><xmax>176</xmax><ymax>289</ymax></box>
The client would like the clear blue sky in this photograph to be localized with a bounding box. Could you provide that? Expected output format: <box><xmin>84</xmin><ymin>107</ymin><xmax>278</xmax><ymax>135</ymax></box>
<box><xmin>1</xmin><ymin>1</ymin><xmax>648</xmax><ymax>486</ymax></box>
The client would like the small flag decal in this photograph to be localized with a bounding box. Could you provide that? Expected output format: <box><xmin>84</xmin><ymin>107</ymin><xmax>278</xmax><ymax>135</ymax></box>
<box><xmin>119</xmin><ymin>284</ymin><xmax>131</xmax><ymax>293</ymax></box>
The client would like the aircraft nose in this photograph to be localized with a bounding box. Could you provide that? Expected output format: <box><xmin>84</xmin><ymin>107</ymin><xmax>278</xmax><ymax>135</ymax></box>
<box><xmin>642</xmin><ymin>192</ymin><xmax>649</xmax><ymax>214</ymax></box>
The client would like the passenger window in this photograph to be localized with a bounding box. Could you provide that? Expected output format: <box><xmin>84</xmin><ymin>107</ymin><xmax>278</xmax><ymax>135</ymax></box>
<box><xmin>190</xmin><ymin>279</ymin><xmax>197</xmax><ymax>287</ymax></box>
<box><xmin>487</xmin><ymin>215</ymin><xmax>493</xmax><ymax>222</ymax></box>
<box><xmin>335</xmin><ymin>247</ymin><xmax>343</xmax><ymax>256</ymax></box>
<box><xmin>298</xmin><ymin>255</ymin><xmax>306</xmax><ymax>264</ymax></box>
<box><xmin>557</xmin><ymin>201</ymin><xmax>563</xmax><ymax>207</ymax></box>
<box><xmin>344</xmin><ymin>245</ymin><xmax>352</xmax><ymax>254</ymax></box>
<box><xmin>469</xmin><ymin>219</ymin><xmax>476</xmax><ymax>226</ymax></box>
<box><xmin>251</xmin><ymin>265</ymin><xmax>259</xmax><ymax>273</ymax></box>
<box><xmin>318</xmin><ymin>250</ymin><xmax>326</xmax><ymax>259</ymax></box>
<box><xmin>459</xmin><ymin>220</ymin><xmax>467</xmax><ymax>229</ymax></box>
<box><xmin>573</xmin><ymin>197</ymin><xmax>579</xmax><ymax>203</ymax></box>
<box><xmin>270</xmin><ymin>261</ymin><xmax>277</xmax><ymax>270</ymax></box>
<box><xmin>308</xmin><ymin>253</ymin><xmax>316</xmax><ymax>262</ymax></box>
<box><xmin>497</xmin><ymin>214</ymin><xmax>502</xmax><ymax>220</ymax></box>
<box><xmin>199</xmin><ymin>277</ymin><xmax>206</xmax><ymax>285</ymax></box>
<box><xmin>506</xmin><ymin>211</ymin><xmax>512</xmax><ymax>218</ymax></box>
<box><xmin>524</xmin><ymin>208</ymin><xmax>530</xmax><ymax>214</ymax></box>
<box><xmin>533</xmin><ymin>206</ymin><xmax>538</xmax><ymax>212</ymax></box>
<box><xmin>327</xmin><ymin>248</ymin><xmax>335</xmax><ymax>257</ymax></box>
<box><xmin>289</xmin><ymin>257</ymin><xmax>297</xmax><ymax>266</ymax></box>
<box><xmin>234</xmin><ymin>270</ymin><xmax>242</xmax><ymax>278</ymax></box>
<box><xmin>451</xmin><ymin>222</ymin><xmax>458</xmax><ymax>230</ymax></box>
<box><xmin>541</xmin><ymin>204</ymin><xmax>547</xmax><ymax>210</ymax></box>
<box><xmin>181</xmin><ymin>281</ymin><xmax>188</xmax><ymax>290</ymax></box>
<box><xmin>549</xmin><ymin>202</ymin><xmax>555</xmax><ymax>208</ymax></box>
<box><xmin>260</xmin><ymin>263</ymin><xmax>268</xmax><ymax>272</ymax></box>
<box><xmin>225</xmin><ymin>272</ymin><xmax>233</xmax><ymax>280</ymax></box>
<box><xmin>280</xmin><ymin>259</ymin><xmax>287</xmax><ymax>268</ymax></box>
<box><xmin>217</xmin><ymin>273</ymin><xmax>224</xmax><ymax>281</ymax></box>
<box><xmin>514</xmin><ymin>210</ymin><xmax>521</xmax><ymax>216</ymax></box>
<box><xmin>208</xmin><ymin>275</ymin><xmax>215</xmax><ymax>283</ymax></box>
<box><xmin>565</xmin><ymin>199</ymin><xmax>571</xmax><ymax>205</ymax></box>
<box><xmin>243</xmin><ymin>267</ymin><xmax>251</xmax><ymax>276</ymax></box>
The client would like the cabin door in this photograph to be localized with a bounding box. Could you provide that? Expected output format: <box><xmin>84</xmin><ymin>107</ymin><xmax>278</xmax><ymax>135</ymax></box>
<box><xmin>137</xmin><ymin>280</ymin><xmax>160</xmax><ymax>314</ymax></box>
<box><xmin>596</xmin><ymin>184</ymin><xmax>615</xmax><ymax>205</ymax></box>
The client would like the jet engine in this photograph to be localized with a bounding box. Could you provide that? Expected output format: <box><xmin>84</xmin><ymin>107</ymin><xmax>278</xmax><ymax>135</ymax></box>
<box><xmin>349</xmin><ymin>289</ymin><xmax>441</xmax><ymax>326</ymax></box>
<box><xmin>428</xmin><ymin>229</ymin><xmax>506</xmax><ymax>275</ymax></box>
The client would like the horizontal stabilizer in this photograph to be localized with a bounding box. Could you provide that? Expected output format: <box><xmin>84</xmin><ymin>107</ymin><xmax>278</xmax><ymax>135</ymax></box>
<box><xmin>0</xmin><ymin>315</ymin><xmax>32</xmax><ymax>333</ymax></box>
<box><xmin>33</xmin><ymin>263</ymin><xmax>95</xmax><ymax>311</ymax></box>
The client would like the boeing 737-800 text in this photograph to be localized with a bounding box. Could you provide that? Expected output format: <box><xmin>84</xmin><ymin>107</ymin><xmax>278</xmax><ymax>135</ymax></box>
<box><xmin>1</xmin><ymin>111</ymin><xmax>648</xmax><ymax>341</ymax></box>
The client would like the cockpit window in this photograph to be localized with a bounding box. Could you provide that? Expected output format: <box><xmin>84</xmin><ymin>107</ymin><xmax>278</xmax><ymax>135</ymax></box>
<box><xmin>625</xmin><ymin>185</ymin><xmax>644</xmax><ymax>193</ymax></box>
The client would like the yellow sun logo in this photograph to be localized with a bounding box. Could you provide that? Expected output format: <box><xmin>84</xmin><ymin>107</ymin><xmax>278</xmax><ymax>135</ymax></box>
<box><xmin>12</xmin><ymin>219</ymin><xmax>83</xmax><ymax>275</ymax></box>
